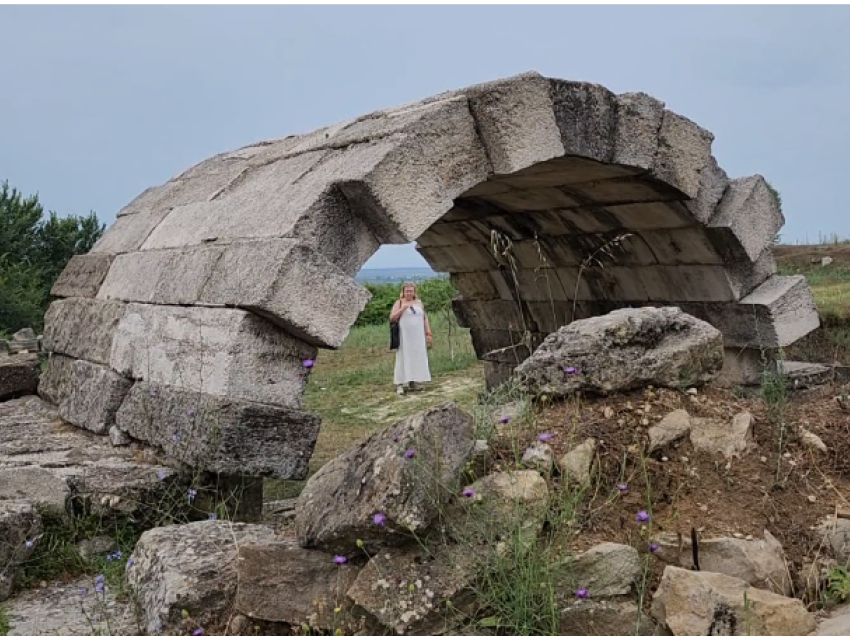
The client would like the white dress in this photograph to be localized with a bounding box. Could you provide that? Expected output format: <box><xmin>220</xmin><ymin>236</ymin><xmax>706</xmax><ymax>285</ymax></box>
<box><xmin>394</xmin><ymin>300</ymin><xmax>432</xmax><ymax>385</ymax></box>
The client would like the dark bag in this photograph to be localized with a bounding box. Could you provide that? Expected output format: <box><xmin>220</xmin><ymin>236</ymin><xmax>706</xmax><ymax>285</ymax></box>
<box><xmin>389</xmin><ymin>320</ymin><xmax>400</xmax><ymax>350</ymax></box>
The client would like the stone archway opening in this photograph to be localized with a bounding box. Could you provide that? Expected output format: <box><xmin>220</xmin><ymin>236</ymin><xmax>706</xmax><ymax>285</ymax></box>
<box><xmin>39</xmin><ymin>71</ymin><xmax>820</xmax><ymax>488</ymax></box>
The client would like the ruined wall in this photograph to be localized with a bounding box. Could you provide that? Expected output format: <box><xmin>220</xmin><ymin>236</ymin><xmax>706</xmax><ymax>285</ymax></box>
<box><xmin>40</xmin><ymin>71</ymin><xmax>820</xmax><ymax>479</ymax></box>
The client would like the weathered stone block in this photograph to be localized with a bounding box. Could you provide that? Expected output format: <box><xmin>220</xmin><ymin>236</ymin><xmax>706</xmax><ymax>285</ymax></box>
<box><xmin>653</xmin><ymin>110</ymin><xmax>714</xmax><ymax>200</ymax></box>
<box><xmin>115</xmin><ymin>382</ymin><xmax>320</xmax><ymax>479</ymax></box>
<box><xmin>57</xmin><ymin>359</ymin><xmax>132</xmax><ymax>434</ymax></box>
<box><xmin>109</xmin><ymin>303</ymin><xmax>315</xmax><ymax>409</ymax></box>
<box><xmin>0</xmin><ymin>467</ymin><xmax>70</xmax><ymax>516</ymax></box>
<box><xmin>42</xmin><ymin>298</ymin><xmax>126</xmax><ymax>365</ymax></box>
<box><xmin>710</xmin><ymin>175</ymin><xmax>784</xmax><ymax>263</ymax></box>
<box><xmin>37</xmin><ymin>353</ymin><xmax>75</xmax><ymax>405</ymax></box>
<box><xmin>89</xmin><ymin>205</ymin><xmax>173</xmax><ymax>254</ymax></box>
<box><xmin>99</xmin><ymin>240</ymin><xmax>370</xmax><ymax>348</ymax></box>
<box><xmin>0</xmin><ymin>500</ymin><xmax>42</xmax><ymax>601</ymax></box>
<box><xmin>614</xmin><ymin>91</ymin><xmax>665</xmax><ymax>171</ymax></box>
<box><xmin>127</xmin><ymin>521</ymin><xmax>277</xmax><ymax>636</ymax></box>
<box><xmin>234</xmin><ymin>540</ymin><xmax>361</xmax><ymax>630</ymax></box>
<box><xmin>549</xmin><ymin>79</ymin><xmax>618</xmax><ymax>164</ymax></box>
<box><xmin>561</xmin><ymin>543</ymin><xmax>641</xmax><ymax>597</ymax></box>
<box><xmin>50</xmin><ymin>253</ymin><xmax>115</xmax><ymax>298</ymax></box>
<box><xmin>559</xmin><ymin>599</ymin><xmax>655</xmax><ymax>636</ymax></box>
<box><xmin>0</xmin><ymin>354</ymin><xmax>40</xmax><ymax>400</ymax></box>
<box><xmin>295</xmin><ymin>402</ymin><xmax>475</xmax><ymax>554</ymax></box>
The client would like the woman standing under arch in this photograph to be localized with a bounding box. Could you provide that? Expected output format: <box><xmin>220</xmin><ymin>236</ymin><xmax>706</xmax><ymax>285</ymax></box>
<box><xmin>389</xmin><ymin>281</ymin><xmax>432</xmax><ymax>395</ymax></box>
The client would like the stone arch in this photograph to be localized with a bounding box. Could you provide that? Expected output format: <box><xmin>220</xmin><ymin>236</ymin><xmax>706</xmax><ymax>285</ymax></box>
<box><xmin>40</xmin><ymin>72</ymin><xmax>820</xmax><ymax>481</ymax></box>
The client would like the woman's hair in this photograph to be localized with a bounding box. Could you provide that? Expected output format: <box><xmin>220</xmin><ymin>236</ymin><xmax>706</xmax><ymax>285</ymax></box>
<box><xmin>399</xmin><ymin>280</ymin><xmax>418</xmax><ymax>299</ymax></box>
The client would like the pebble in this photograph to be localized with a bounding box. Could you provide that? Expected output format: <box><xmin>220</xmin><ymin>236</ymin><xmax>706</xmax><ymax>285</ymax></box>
<box><xmin>699</xmin><ymin>504</ymin><xmax>709</xmax><ymax>512</ymax></box>
<box><xmin>686</xmin><ymin>388</ymin><xmax>698</xmax><ymax>396</ymax></box>
<box><xmin>808</xmin><ymin>495</ymin><xmax>817</xmax><ymax>503</ymax></box>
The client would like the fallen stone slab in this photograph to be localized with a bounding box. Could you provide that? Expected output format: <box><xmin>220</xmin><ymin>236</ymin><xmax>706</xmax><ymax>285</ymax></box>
<box><xmin>110</xmin><ymin>303</ymin><xmax>316</xmax><ymax>409</ymax></box>
<box><xmin>42</xmin><ymin>297</ymin><xmax>126</xmax><ymax>365</ymax></box>
<box><xmin>0</xmin><ymin>354</ymin><xmax>40</xmax><ymax>401</ymax></box>
<box><xmin>0</xmin><ymin>396</ymin><xmax>182</xmax><ymax>519</ymax></box>
<box><xmin>651</xmin><ymin>530</ymin><xmax>792</xmax><ymax>596</ymax></box>
<box><xmin>127</xmin><ymin>520</ymin><xmax>277</xmax><ymax>636</ymax></box>
<box><xmin>50</xmin><ymin>252</ymin><xmax>115</xmax><ymax>298</ymax></box>
<box><xmin>708</xmin><ymin>175</ymin><xmax>783</xmax><ymax>263</ymax></box>
<box><xmin>813</xmin><ymin>604</ymin><xmax>850</xmax><ymax>636</ymax></box>
<box><xmin>115</xmin><ymin>381</ymin><xmax>320</xmax><ymax>479</ymax></box>
<box><xmin>514</xmin><ymin>307</ymin><xmax>724</xmax><ymax>398</ymax></box>
<box><xmin>560</xmin><ymin>542</ymin><xmax>641</xmax><ymax>597</ymax></box>
<box><xmin>0</xmin><ymin>500</ymin><xmax>42</xmax><ymax>601</ymax></box>
<box><xmin>689</xmin><ymin>411</ymin><xmax>753</xmax><ymax>459</ymax></box>
<box><xmin>346</xmin><ymin>543</ymin><xmax>483</xmax><ymax>636</ymax></box>
<box><xmin>650</xmin><ymin>566</ymin><xmax>815</xmax><ymax>636</ymax></box>
<box><xmin>648</xmin><ymin>409</ymin><xmax>692</xmax><ymax>454</ymax></box>
<box><xmin>295</xmin><ymin>402</ymin><xmax>475</xmax><ymax>554</ymax></box>
<box><xmin>98</xmin><ymin>239</ymin><xmax>371</xmax><ymax>349</ymax></box>
<box><xmin>559</xmin><ymin>598</ymin><xmax>655</xmax><ymax>636</ymax></box>
<box><xmin>57</xmin><ymin>359</ymin><xmax>132</xmax><ymax>434</ymax></box>
<box><xmin>37</xmin><ymin>353</ymin><xmax>74</xmax><ymax>405</ymax></box>
<box><xmin>2</xmin><ymin>574</ymin><xmax>143</xmax><ymax>636</ymax></box>
<box><xmin>234</xmin><ymin>539</ymin><xmax>362</xmax><ymax>630</ymax></box>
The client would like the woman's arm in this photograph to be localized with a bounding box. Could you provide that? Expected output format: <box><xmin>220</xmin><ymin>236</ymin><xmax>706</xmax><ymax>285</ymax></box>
<box><xmin>389</xmin><ymin>300</ymin><xmax>405</xmax><ymax>322</ymax></box>
<box><xmin>423</xmin><ymin>309</ymin><xmax>433</xmax><ymax>346</ymax></box>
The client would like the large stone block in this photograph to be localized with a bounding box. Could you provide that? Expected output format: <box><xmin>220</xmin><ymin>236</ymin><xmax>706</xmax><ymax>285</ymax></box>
<box><xmin>37</xmin><ymin>353</ymin><xmax>75</xmax><ymax>405</ymax></box>
<box><xmin>709</xmin><ymin>175</ymin><xmax>784</xmax><ymax>263</ymax></box>
<box><xmin>295</xmin><ymin>402</ymin><xmax>475</xmax><ymax>554</ymax></box>
<box><xmin>109</xmin><ymin>303</ymin><xmax>315</xmax><ymax>409</ymax></box>
<box><xmin>653</xmin><ymin>110</ymin><xmax>714</xmax><ymax>200</ymax></box>
<box><xmin>127</xmin><ymin>521</ymin><xmax>277</xmax><ymax>636</ymax></box>
<box><xmin>42</xmin><ymin>298</ymin><xmax>126</xmax><ymax>365</ymax></box>
<box><xmin>613</xmin><ymin>91</ymin><xmax>665</xmax><ymax>172</ymax></box>
<box><xmin>0</xmin><ymin>500</ymin><xmax>42</xmax><ymax>601</ymax></box>
<box><xmin>89</xmin><ymin>205</ymin><xmax>173</xmax><ymax>254</ymax></box>
<box><xmin>0</xmin><ymin>354</ymin><xmax>40</xmax><ymax>401</ymax></box>
<box><xmin>115</xmin><ymin>382</ymin><xmax>320</xmax><ymax>479</ymax></box>
<box><xmin>57</xmin><ymin>359</ymin><xmax>132</xmax><ymax>434</ymax></box>
<box><xmin>98</xmin><ymin>240</ymin><xmax>369</xmax><ymax>348</ymax></box>
<box><xmin>50</xmin><ymin>253</ymin><xmax>115</xmax><ymax>298</ymax></box>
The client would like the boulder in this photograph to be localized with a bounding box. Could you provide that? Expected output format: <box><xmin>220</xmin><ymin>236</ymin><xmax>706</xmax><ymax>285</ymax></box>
<box><xmin>76</xmin><ymin>535</ymin><xmax>117</xmax><ymax>561</ymax></box>
<box><xmin>513</xmin><ymin>307</ymin><xmax>724</xmax><ymax>397</ymax></box>
<box><xmin>0</xmin><ymin>500</ymin><xmax>42</xmax><ymax>601</ymax></box>
<box><xmin>109</xmin><ymin>303</ymin><xmax>316</xmax><ymax>410</ymax></box>
<box><xmin>447</xmin><ymin>470</ymin><xmax>549</xmax><ymax>546</ymax></box>
<box><xmin>126</xmin><ymin>520</ymin><xmax>277</xmax><ymax>636</ymax></box>
<box><xmin>0</xmin><ymin>467</ymin><xmax>71</xmax><ymax>516</ymax></box>
<box><xmin>690</xmin><ymin>411</ymin><xmax>753</xmax><ymax>459</ymax></box>
<box><xmin>650</xmin><ymin>567</ymin><xmax>815</xmax><ymax>636</ymax></box>
<box><xmin>234</xmin><ymin>540</ymin><xmax>361</xmax><ymax>630</ymax></box>
<box><xmin>42</xmin><ymin>297</ymin><xmax>126</xmax><ymax>365</ymax></box>
<box><xmin>57</xmin><ymin>359</ymin><xmax>132</xmax><ymax>434</ymax></box>
<box><xmin>37</xmin><ymin>353</ymin><xmax>74</xmax><ymax>405</ymax></box>
<box><xmin>0</xmin><ymin>354</ymin><xmax>40</xmax><ymax>400</ymax></box>
<box><xmin>561</xmin><ymin>543</ymin><xmax>642</xmax><ymax>597</ymax></box>
<box><xmin>295</xmin><ymin>402</ymin><xmax>475</xmax><ymax>554</ymax></box>
<box><xmin>651</xmin><ymin>531</ymin><xmax>792</xmax><ymax>595</ymax></box>
<box><xmin>815</xmin><ymin>516</ymin><xmax>850</xmax><ymax>564</ymax></box>
<box><xmin>2</xmin><ymin>575</ymin><xmax>142</xmax><ymax>636</ymax></box>
<box><xmin>559</xmin><ymin>599</ymin><xmax>655</xmax><ymax>636</ymax></box>
<box><xmin>346</xmin><ymin>543</ymin><xmax>482</xmax><ymax>636</ymax></box>
<box><xmin>521</xmin><ymin>442</ymin><xmax>555</xmax><ymax>473</ymax></box>
<box><xmin>559</xmin><ymin>438</ymin><xmax>597</xmax><ymax>484</ymax></box>
<box><xmin>109</xmin><ymin>425</ymin><xmax>131</xmax><ymax>446</ymax></box>
<box><xmin>50</xmin><ymin>253</ymin><xmax>115</xmax><ymax>298</ymax></box>
<box><xmin>115</xmin><ymin>382</ymin><xmax>320</xmax><ymax>479</ymax></box>
<box><xmin>648</xmin><ymin>409</ymin><xmax>692</xmax><ymax>454</ymax></box>
<box><xmin>814</xmin><ymin>605</ymin><xmax>850</xmax><ymax>636</ymax></box>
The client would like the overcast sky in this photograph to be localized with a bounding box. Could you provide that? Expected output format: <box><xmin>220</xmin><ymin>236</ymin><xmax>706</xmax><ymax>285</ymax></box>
<box><xmin>2</xmin><ymin>5</ymin><xmax>848</xmax><ymax>269</ymax></box>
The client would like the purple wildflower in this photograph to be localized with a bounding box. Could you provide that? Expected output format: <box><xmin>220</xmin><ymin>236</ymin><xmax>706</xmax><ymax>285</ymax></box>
<box><xmin>617</xmin><ymin>483</ymin><xmax>628</xmax><ymax>493</ymax></box>
<box><xmin>125</xmin><ymin>557</ymin><xmax>135</xmax><ymax>570</ymax></box>
<box><xmin>149</xmin><ymin>387</ymin><xmax>158</xmax><ymax>397</ymax></box>
<box><xmin>302</xmin><ymin>359</ymin><xmax>315</xmax><ymax>369</ymax></box>
<box><xmin>372</xmin><ymin>512</ymin><xmax>386</xmax><ymax>526</ymax></box>
<box><xmin>333</xmin><ymin>555</ymin><xmax>347</xmax><ymax>565</ymax></box>
<box><xmin>404</xmin><ymin>448</ymin><xmax>415</xmax><ymax>459</ymax></box>
<box><xmin>78</xmin><ymin>587</ymin><xmax>87</xmax><ymax>596</ymax></box>
<box><xmin>188</xmin><ymin>488</ymin><xmax>197</xmax><ymax>503</ymax></box>
<box><xmin>24</xmin><ymin>539</ymin><xmax>33</xmax><ymax>548</ymax></box>
<box><xmin>208</xmin><ymin>512</ymin><xmax>217</xmax><ymax>521</ymax></box>
<box><xmin>106</xmin><ymin>550</ymin><xmax>122</xmax><ymax>562</ymax></box>
<box><xmin>193</xmin><ymin>629</ymin><xmax>204</xmax><ymax>636</ymax></box>
<box><xmin>564</xmin><ymin>366</ymin><xmax>578</xmax><ymax>375</ymax></box>
<box><xmin>171</xmin><ymin>433</ymin><xmax>180</xmax><ymax>442</ymax></box>
<box><xmin>537</xmin><ymin>431</ymin><xmax>554</xmax><ymax>442</ymax></box>
<box><xmin>186</xmin><ymin>408</ymin><xmax>195</xmax><ymax>417</ymax></box>
<box><xmin>574</xmin><ymin>587</ymin><xmax>589</xmax><ymax>599</ymax></box>
<box><xmin>635</xmin><ymin>510</ymin><xmax>650</xmax><ymax>523</ymax></box>
<box><xmin>499</xmin><ymin>415</ymin><xmax>510</xmax><ymax>424</ymax></box>
<box><xmin>156</xmin><ymin>469</ymin><xmax>167</xmax><ymax>481</ymax></box>
<box><xmin>94</xmin><ymin>574</ymin><xmax>104</xmax><ymax>593</ymax></box>
<box><xmin>648</xmin><ymin>542</ymin><xmax>659</xmax><ymax>553</ymax></box>
<box><xmin>462</xmin><ymin>487</ymin><xmax>475</xmax><ymax>497</ymax></box>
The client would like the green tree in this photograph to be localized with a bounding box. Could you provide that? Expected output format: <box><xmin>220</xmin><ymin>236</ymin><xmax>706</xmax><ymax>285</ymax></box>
<box><xmin>0</xmin><ymin>180</ymin><xmax>105</xmax><ymax>334</ymax></box>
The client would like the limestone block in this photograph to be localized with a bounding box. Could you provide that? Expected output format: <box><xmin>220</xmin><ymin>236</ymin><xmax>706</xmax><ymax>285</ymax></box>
<box><xmin>0</xmin><ymin>467</ymin><xmax>71</xmax><ymax>516</ymax></box>
<box><xmin>0</xmin><ymin>354</ymin><xmax>40</xmax><ymax>400</ymax></box>
<box><xmin>559</xmin><ymin>599</ymin><xmax>655</xmax><ymax>636</ymax></box>
<box><xmin>613</xmin><ymin>91</ymin><xmax>665</xmax><ymax>171</ymax></box>
<box><xmin>561</xmin><ymin>543</ymin><xmax>642</xmax><ymax>597</ymax></box>
<box><xmin>89</xmin><ymin>205</ymin><xmax>173</xmax><ymax>254</ymax></box>
<box><xmin>607</xmin><ymin>201</ymin><xmax>694</xmax><ymax>231</ymax></box>
<box><xmin>690</xmin><ymin>412</ymin><xmax>754</xmax><ymax>459</ymax></box>
<box><xmin>98</xmin><ymin>240</ymin><xmax>370</xmax><ymax>348</ymax></box>
<box><xmin>37</xmin><ymin>353</ymin><xmax>75</xmax><ymax>405</ymax></box>
<box><xmin>684</xmin><ymin>154</ymin><xmax>729</xmax><ymax>224</ymax></box>
<box><xmin>57</xmin><ymin>359</ymin><xmax>132</xmax><ymax>434</ymax></box>
<box><xmin>653</xmin><ymin>110</ymin><xmax>714</xmax><ymax>199</ymax></box>
<box><xmin>127</xmin><ymin>521</ymin><xmax>277</xmax><ymax>636</ymax></box>
<box><xmin>0</xmin><ymin>500</ymin><xmax>42</xmax><ymax>601</ymax></box>
<box><xmin>416</xmin><ymin>242</ymin><xmax>497</xmax><ymax>273</ymax></box>
<box><xmin>109</xmin><ymin>303</ymin><xmax>315</xmax><ymax>409</ymax></box>
<box><xmin>648</xmin><ymin>409</ymin><xmax>692</xmax><ymax>454</ymax></box>
<box><xmin>415</xmin><ymin>219</ymin><xmax>491</xmax><ymax>248</ymax></box>
<box><xmin>709</xmin><ymin>175</ymin><xmax>784</xmax><ymax>263</ymax></box>
<box><xmin>115</xmin><ymin>382</ymin><xmax>320</xmax><ymax>479</ymax></box>
<box><xmin>549</xmin><ymin>80</ymin><xmax>619</xmax><ymax>165</ymax></box>
<box><xmin>234</xmin><ymin>540</ymin><xmax>362</xmax><ymax>630</ymax></box>
<box><xmin>50</xmin><ymin>253</ymin><xmax>115</xmax><ymax>298</ymax></box>
<box><xmin>42</xmin><ymin>298</ymin><xmax>126</xmax><ymax>365</ymax></box>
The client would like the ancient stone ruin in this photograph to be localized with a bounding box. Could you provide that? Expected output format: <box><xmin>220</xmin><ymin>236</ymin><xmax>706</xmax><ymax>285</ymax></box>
<box><xmin>37</xmin><ymin>70</ymin><xmax>820</xmax><ymax>488</ymax></box>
